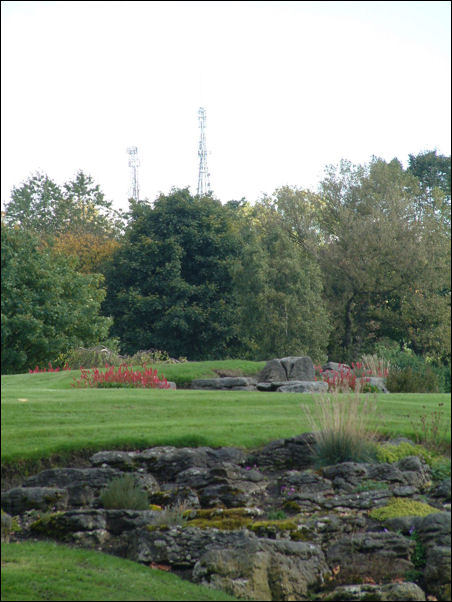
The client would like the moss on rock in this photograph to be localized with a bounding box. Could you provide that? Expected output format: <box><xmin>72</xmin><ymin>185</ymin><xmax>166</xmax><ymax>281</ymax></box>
<box><xmin>369</xmin><ymin>497</ymin><xmax>439</xmax><ymax>521</ymax></box>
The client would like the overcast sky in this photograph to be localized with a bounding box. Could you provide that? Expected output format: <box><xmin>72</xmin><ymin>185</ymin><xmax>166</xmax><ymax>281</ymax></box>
<box><xmin>1</xmin><ymin>0</ymin><xmax>451</xmax><ymax>212</ymax></box>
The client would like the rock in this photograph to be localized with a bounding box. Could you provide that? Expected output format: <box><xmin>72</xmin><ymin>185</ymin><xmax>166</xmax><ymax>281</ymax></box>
<box><xmin>1</xmin><ymin>511</ymin><xmax>13</xmax><ymax>542</ymax></box>
<box><xmin>22</xmin><ymin>467</ymin><xmax>121</xmax><ymax>506</ymax></box>
<box><xmin>280</xmin><ymin>357</ymin><xmax>315</xmax><ymax>381</ymax></box>
<box><xmin>1</xmin><ymin>487</ymin><xmax>69</xmax><ymax>514</ymax></box>
<box><xmin>415</xmin><ymin>512</ymin><xmax>451</xmax><ymax>549</ymax></box>
<box><xmin>424</xmin><ymin>545</ymin><xmax>451</xmax><ymax>600</ymax></box>
<box><xmin>326</xmin><ymin>531</ymin><xmax>415</xmax><ymax>583</ymax></box>
<box><xmin>277</xmin><ymin>381</ymin><xmax>328</xmax><ymax>393</ymax></box>
<box><xmin>193</xmin><ymin>537</ymin><xmax>329</xmax><ymax>601</ymax></box>
<box><xmin>252</xmin><ymin>433</ymin><xmax>316</xmax><ymax>471</ymax></box>
<box><xmin>90</xmin><ymin>451</ymin><xmax>137</xmax><ymax>471</ymax></box>
<box><xmin>191</xmin><ymin>377</ymin><xmax>256</xmax><ymax>390</ymax></box>
<box><xmin>322</xmin><ymin>362</ymin><xmax>350</xmax><ymax>372</ymax></box>
<box><xmin>323</xmin><ymin>582</ymin><xmax>426</xmax><ymax>601</ymax></box>
<box><xmin>127</xmin><ymin>525</ymin><xmax>258</xmax><ymax>568</ymax></box>
<box><xmin>431</xmin><ymin>478</ymin><xmax>451</xmax><ymax>501</ymax></box>
<box><xmin>259</xmin><ymin>359</ymin><xmax>287</xmax><ymax>382</ymax></box>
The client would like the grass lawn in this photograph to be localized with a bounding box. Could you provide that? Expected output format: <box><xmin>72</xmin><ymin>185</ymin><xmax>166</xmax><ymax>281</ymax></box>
<box><xmin>1</xmin><ymin>541</ymin><xmax>241</xmax><ymax>601</ymax></box>
<box><xmin>2</xmin><ymin>367</ymin><xmax>450</xmax><ymax>471</ymax></box>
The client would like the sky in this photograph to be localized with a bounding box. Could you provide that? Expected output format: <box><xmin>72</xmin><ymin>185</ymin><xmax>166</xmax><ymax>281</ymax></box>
<box><xmin>1</xmin><ymin>0</ymin><xmax>451</xmax><ymax>212</ymax></box>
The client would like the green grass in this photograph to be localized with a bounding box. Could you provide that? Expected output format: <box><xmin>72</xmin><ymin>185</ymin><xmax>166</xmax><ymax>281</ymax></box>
<box><xmin>1</xmin><ymin>541</ymin><xmax>241</xmax><ymax>601</ymax></box>
<box><xmin>2</xmin><ymin>369</ymin><xmax>450</xmax><ymax>472</ymax></box>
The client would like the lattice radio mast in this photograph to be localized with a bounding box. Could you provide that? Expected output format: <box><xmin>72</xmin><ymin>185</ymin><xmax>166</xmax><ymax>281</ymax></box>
<box><xmin>197</xmin><ymin>107</ymin><xmax>211</xmax><ymax>196</ymax></box>
<box><xmin>127</xmin><ymin>146</ymin><xmax>140</xmax><ymax>201</ymax></box>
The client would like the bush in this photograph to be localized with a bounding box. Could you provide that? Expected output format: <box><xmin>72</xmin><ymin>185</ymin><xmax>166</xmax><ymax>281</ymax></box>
<box><xmin>72</xmin><ymin>364</ymin><xmax>170</xmax><ymax>389</ymax></box>
<box><xmin>58</xmin><ymin>344</ymin><xmax>124</xmax><ymax>369</ymax></box>
<box><xmin>386</xmin><ymin>365</ymin><xmax>440</xmax><ymax>393</ymax></box>
<box><xmin>302</xmin><ymin>389</ymin><xmax>378</xmax><ymax>466</ymax></box>
<box><xmin>376</xmin><ymin>442</ymin><xmax>436</xmax><ymax>466</ymax></box>
<box><xmin>100</xmin><ymin>475</ymin><xmax>149</xmax><ymax>510</ymax></box>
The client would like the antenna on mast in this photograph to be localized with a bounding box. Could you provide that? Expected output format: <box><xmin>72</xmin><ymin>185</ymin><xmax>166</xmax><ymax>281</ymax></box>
<box><xmin>127</xmin><ymin>146</ymin><xmax>140</xmax><ymax>201</ymax></box>
<box><xmin>197</xmin><ymin>107</ymin><xmax>211</xmax><ymax>196</ymax></box>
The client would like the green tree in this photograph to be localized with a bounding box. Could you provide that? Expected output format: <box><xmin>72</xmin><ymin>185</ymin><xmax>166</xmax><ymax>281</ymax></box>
<box><xmin>1</xmin><ymin>223</ymin><xmax>112</xmax><ymax>374</ymax></box>
<box><xmin>232</xmin><ymin>194</ymin><xmax>330</xmax><ymax>362</ymax></box>
<box><xmin>315</xmin><ymin>158</ymin><xmax>450</xmax><ymax>361</ymax></box>
<box><xmin>3</xmin><ymin>171</ymin><xmax>124</xmax><ymax>237</ymax></box>
<box><xmin>102</xmin><ymin>189</ymin><xmax>242</xmax><ymax>359</ymax></box>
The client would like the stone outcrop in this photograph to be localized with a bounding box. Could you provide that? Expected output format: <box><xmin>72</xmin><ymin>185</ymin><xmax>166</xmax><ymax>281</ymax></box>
<box><xmin>2</xmin><ymin>436</ymin><xmax>450</xmax><ymax>601</ymax></box>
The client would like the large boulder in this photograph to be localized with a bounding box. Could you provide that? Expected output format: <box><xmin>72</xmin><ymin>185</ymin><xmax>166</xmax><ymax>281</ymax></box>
<box><xmin>193</xmin><ymin>537</ymin><xmax>330</xmax><ymax>601</ymax></box>
<box><xmin>1</xmin><ymin>486</ymin><xmax>69</xmax><ymax>514</ymax></box>
<box><xmin>260</xmin><ymin>357</ymin><xmax>315</xmax><ymax>383</ymax></box>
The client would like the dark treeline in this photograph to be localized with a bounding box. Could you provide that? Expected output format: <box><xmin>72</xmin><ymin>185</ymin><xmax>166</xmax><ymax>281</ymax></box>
<box><xmin>2</xmin><ymin>152</ymin><xmax>450</xmax><ymax>380</ymax></box>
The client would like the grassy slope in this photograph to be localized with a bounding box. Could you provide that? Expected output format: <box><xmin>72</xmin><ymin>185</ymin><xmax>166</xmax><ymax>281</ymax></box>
<box><xmin>2</xmin><ymin>369</ymin><xmax>450</xmax><ymax>468</ymax></box>
<box><xmin>1</xmin><ymin>541</ymin><xmax>241</xmax><ymax>601</ymax></box>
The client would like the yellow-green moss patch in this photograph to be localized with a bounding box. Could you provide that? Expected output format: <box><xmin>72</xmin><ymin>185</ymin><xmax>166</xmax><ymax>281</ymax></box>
<box><xmin>369</xmin><ymin>497</ymin><xmax>439</xmax><ymax>521</ymax></box>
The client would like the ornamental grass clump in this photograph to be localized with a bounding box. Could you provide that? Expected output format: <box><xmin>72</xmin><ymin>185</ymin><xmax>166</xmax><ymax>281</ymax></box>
<box><xmin>302</xmin><ymin>389</ymin><xmax>378</xmax><ymax>466</ymax></box>
<box><xmin>72</xmin><ymin>364</ymin><xmax>170</xmax><ymax>389</ymax></box>
<box><xmin>100</xmin><ymin>475</ymin><xmax>149</xmax><ymax>510</ymax></box>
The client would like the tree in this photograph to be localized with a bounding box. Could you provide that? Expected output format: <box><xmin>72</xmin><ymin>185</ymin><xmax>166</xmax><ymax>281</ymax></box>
<box><xmin>315</xmin><ymin>158</ymin><xmax>450</xmax><ymax>361</ymax></box>
<box><xmin>3</xmin><ymin>171</ymin><xmax>124</xmax><ymax>237</ymax></box>
<box><xmin>232</xmin><ymin>194</ymin><xmax>331</xmax><ymax>362</ymax></box>
<box><xmin>102</xmin><ymin>189</ymin><xmax>242</xmax><ymax>359</ymax></box>
<box><xmin>1</xmin><ymin>223</ymin><xmax>112</xmax><ymax>374</ymax></box>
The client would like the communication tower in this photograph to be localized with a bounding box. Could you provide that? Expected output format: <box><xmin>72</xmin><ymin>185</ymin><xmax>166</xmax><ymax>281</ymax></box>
<box><xmin>197</xmin><ymin>107</ymin><xmax>211</xmax><ymax>196</ymax></box>
<box><xmin>127</xmin><ymin>146</ymin><xmax>140</xmax><ymax>201</ymax></box>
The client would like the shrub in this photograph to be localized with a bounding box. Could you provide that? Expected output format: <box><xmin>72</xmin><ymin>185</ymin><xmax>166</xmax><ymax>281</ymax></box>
<box><xmin>59</xmin><ymin>345</ymin><xmax>124</xmax><ymax>369</ymax></box>
<box><xmin>100</xmin><ymin>475</ymin><xmax>149</xmax><ymax>510</ymax></box>
<box><xmin>386</xmin><ymin>365</ymin><xmax>440</xmax><ymax>393</ymax></box>
<box><xmin>302</xmin><ymin>389</ymin><xmax>378</xmax><ymax>466</ymax></box>
<box><xmin>369</xmin><ymin>498</ymin><xmax>438</xmax><ymax>520</ymax></box>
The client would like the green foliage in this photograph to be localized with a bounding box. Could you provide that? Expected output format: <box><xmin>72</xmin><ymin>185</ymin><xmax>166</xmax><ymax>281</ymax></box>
<box><xmin>1</xmin><ymin>224</ymin><xmax>112</xmax><ymax>374</ymax></box>
<box><xmin>369</xmin><ymin>497</ymin><xmax>438</xmax><ymax>520</ymax></box>
<box><xmin>100</xmin><ymin>475</ymin><xmax>149</xmax><ymax>510</ymax></box>
<box><xmin>232</xmin><ymin>193</ymin><xmax>330</xmax><ymax>362</ymax></box>
<box><xmin>431</xmin><ymin>458</ymin><xmax>451</xmax><ymax>482</ymax></box>
<box><xmin>376</xmin><ymin>442</ymin><xmax>436</xmax><ymax>466</ymax></box>
<box><xmin>3</xmin><ymin>171</ymin><xmax>124</xmax><ymax>237</ymax></box>
<box><xmin>103</xmin><ymin>189</ymin><xmax>242</xmax><ymax>360</ymax></box>
<box><xmin>386</xmin><ymin>365</ymin><xmax>440</xmax><ymax>393</ymax></box>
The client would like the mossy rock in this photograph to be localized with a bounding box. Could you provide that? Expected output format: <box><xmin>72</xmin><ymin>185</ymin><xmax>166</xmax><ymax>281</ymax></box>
<box><xmin>29</xmin><ymin>512</ymin><xmax>66</xmax><ymax>537</ymax></box>
<box><xmin>185</xmin><ymin>517</ymin><xmax>252</xmax><ymax>530</ymax></box>
<box><xmin>184</xmin><ymin>507</ymin><xmax>260</xmax><ymax>520</ymax></box>
<box><xmin>369</xmin><ymin>497</ymin><xmax>440</xmax><ymax>521</ymax></box>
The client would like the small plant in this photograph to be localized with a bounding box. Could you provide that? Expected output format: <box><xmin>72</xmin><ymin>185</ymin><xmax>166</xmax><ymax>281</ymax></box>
<box><xmin>60</xmin><ymin>345</ymin><xmax>124</xmax><ymax>369</ymax></box>
<box><xmin>147</xmin><ymin>504</ymin><xmax>189</xmax><ymax>528</ymax></box>
<box><xmin>410</xmin><ymin>402</ymin><xmax>449</xmax><ymax>453</ymax></box>
<box><xmin>100</xmin><ymin>475</ymin><xmax>149</xmax><ymax>510</ymax></box>
<box><xmin>72</xmin><ymin>364</ymin><xmax>170</xmax><ymax>389</ymax></box>
<box><xmin>302</xmin><ymin>389</ymin><xmax>378</xmax><ymax>466</ymax></box>
<box><xmin>376</xmin><ymin>442</ymin><xmax>436</xmax><ymax>466</ymax></box>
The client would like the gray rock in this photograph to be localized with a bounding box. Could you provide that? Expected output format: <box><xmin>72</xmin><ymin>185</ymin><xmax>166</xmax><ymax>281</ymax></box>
<box><xmin>22</xmin><ymin>467</ymin><xmax>121</xmax><ymax>506</ymax></box>
<box><xmin>191</xmin><ymin>377</ymin><xmax>256</xmax><ymax>390</ymax></box>
<box><xmin>431</xmin><ymin>478</ymin><xmax>451</xmax><ymax>501</ymax></box>
<box><xmin>323</xmin><ymin>582</ymin><xmax>426</xmax><ymax>601</ymax></box>
<box><xmin>193</xmin><ymin>537</ymin><xmax>329</xmax><ymax>601</ymax></box>
<box><xmin>259</xmin><ymin>359</ymin><xmax>287</xmax><ymax>382</ymax></box>
<box><xmin>415</xmin><ymin>512</ymin><xmax>451</xmax><ymax>548</ymax></box>
<box><xmin>326</xmin><ymin>531</ymin><xmax>415</xmax><ymax>583</ymax></box>
<box><xmin>358</xmin><ymin>376</ymin><xmax>389</xmax><ymax>393</ymax></box>
<box><xmin>253</xmin><ymin>433</ymin><xmax>316</xmax><ymax>470</ymax></box>
<box><xmin>1</xmin><ymin>487</ymin><xmax>69</xmax><ymax>514</ymax></box>
<box><xmin>280</xmin><ymin>356</ymin><xmax>315</xmax><ymax>381</ymax></box>
<box><xmin>277</xmin><ymin>380</ymin><xmax>328</xmax><ymax>393</ymax></box>
<box><xmin>424</xmin><ymin>545</ymin><xmax>451</xmax><ymax>598</ymax></box>
<box><xmin>90</xmin><ymin>451</ymin><xmax>137</xmax><ymax>470</ymax></box>
<box><xmin>322</xmin><ymin>362</ymin><xmax>350</xmax><ymax>372</ymax></box>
